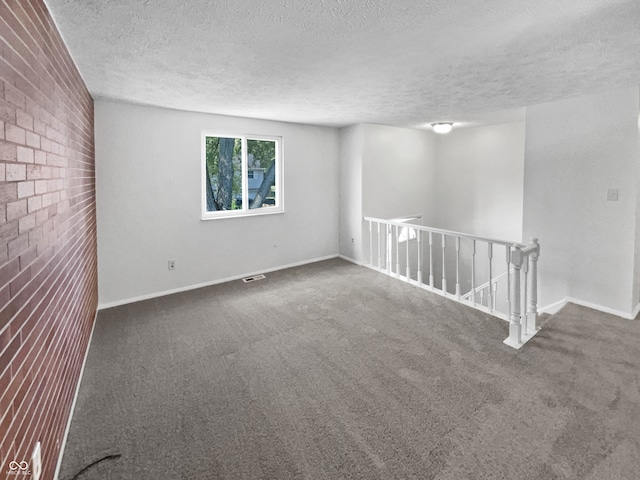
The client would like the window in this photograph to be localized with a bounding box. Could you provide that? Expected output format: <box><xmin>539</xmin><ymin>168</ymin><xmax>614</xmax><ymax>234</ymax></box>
<box><xmin>392</xmin><ymin>215</ymin><xmax>422</xmax><ymax>243</ymax></box>
<box><xmin>202</xmin><ymin>132</ymin><xmax>283</xmax><ymax>219</ymax></box>
<box><xmin>398</xmin><ymin>225</ymin><xmax>417</xmax><ymax>243</ymax></box>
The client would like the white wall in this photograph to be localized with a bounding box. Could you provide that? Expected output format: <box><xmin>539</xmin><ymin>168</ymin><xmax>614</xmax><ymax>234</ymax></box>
<box><xmin>361</xmin><ymin>124</ymin><xmax>438</xmax><ymax>265</ymax></box>
<box><xmin>523</xmin><ymin>87</ymin><xmax>640</xmax><ymax>315</ymax></box>
<box><xmin>633</xmin><ymin>105</ymin><xmax>640</xmax><ymax>311</ymax></box>
<box><xmin>342</xmin><ymin>122</ymin><xmax>523</xmax><ymax>295</ymax></box>
<box><xmin>338</xmin><ymin>124</ymin><xmax>364</xmax><ymax>261</ymax></box>
<box><xmin>434</xmin><ymin>122</ymin><xmax>525</xmax><ymax>242</ymax></box>
<box><xmin>338</xmin><ymin>123</ymin><xmax>438</xmax><ymax>263</ymax></box>
<box><xmin>362</xmin><ymin>124</ymin><xmax>437</xmax><ymax>222</ymax></box>
<box><xmin>424</xmin><ymin>122</ymin><xmax>525</xmax><ymax>295</ymax></box>
<box><xmin>96</xmin><ymin>101</ymin><xmax>339</xmax><ymax>306</ymax></box>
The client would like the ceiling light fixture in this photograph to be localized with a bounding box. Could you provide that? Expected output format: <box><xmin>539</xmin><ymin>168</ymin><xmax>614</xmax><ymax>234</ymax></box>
<box><xmin>431</xmin><ymin>122</ymin><xmax>453</xmax><ymax>134</ymax></box>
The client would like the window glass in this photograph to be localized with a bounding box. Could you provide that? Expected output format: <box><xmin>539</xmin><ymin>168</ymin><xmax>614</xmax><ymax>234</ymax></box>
<box><xmin>247</xmin><ymin>139</ymin><xmax>277</xmax><ymax>209</ymax></box>
<box><xmin>203</xmin><ymin>133</ymin><xmax>282</xmax><ymax>218</ymax></box>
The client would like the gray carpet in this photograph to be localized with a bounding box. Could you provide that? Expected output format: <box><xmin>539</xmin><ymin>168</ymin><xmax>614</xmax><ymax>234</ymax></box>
<box><xmin>59</xmin><ymin>258</ymin><xmax>640</xmax><ymax>480</ymax></box>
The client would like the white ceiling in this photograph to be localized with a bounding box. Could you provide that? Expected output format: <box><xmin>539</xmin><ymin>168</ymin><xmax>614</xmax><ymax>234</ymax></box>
<box><xmin>44</xmin><ymin>0</ymin><xmax>640</xmax><ymax>128</ymax></box>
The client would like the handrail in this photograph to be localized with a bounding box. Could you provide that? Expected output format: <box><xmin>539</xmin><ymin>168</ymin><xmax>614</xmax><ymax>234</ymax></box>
<box><xmin>390</xmin><ymin>213</ymin><xmax>423</xmax><ymax>222</ymax></box>
<box><xmin>363</xmin><ymin>216</ymin><xmax>541</xmax><ymax>349</ymax></box>
<box><xmin>460</xmin><ymin>270</ymin><xmax>510</xmax><ymax>300</ymax></box>
<box><xmin>364</xmin><ymin>216</ymin><xmax>516</xmax><ymax>247</ymax></box>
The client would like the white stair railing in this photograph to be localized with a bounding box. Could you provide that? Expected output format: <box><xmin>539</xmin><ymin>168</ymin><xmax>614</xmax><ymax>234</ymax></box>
<box><xmin>364</xmin><ymin>216</ymin><xmax>541</xmax><ymax>349</ymax></box>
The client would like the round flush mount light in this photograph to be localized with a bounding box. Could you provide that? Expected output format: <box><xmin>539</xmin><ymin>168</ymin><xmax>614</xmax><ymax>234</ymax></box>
<box><xmin>431</xmin><ymin>122</ymin><xmax>453</xmax><ymax>134</ymax></box>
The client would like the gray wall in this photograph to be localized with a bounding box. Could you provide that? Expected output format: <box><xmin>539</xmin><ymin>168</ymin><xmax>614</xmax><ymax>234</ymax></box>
<box><xmin>96</xmin><ymin>90</ymin><xmax>640</xmax><ymax>317</ymax></box>
<box><xmin>96</xmin><ymin>101</ymin><xmax>339</xmax><ymax>306</ymax></box>
<box><xmin>434</xmin><ymin>122</ymin><xmax>525</xmax><ymax>242</ymax></box>
<box><xmin>523</xmin><ymin>87</ymin><xmax>640</xmax><ymax>315</ymax></box>
<box><xmin>338</xmin><ymin>124</ymin><xmax>364</xmax><ymax>261</ymax></box>
<box><xmin>361</xmin><ymin>124</ymin><xmax>437</xmax><ymax>223</ymax></box>
<box><xmin>634</xmin><ymin>99</ymin><xmax>640</xmax><ymax>309</ymax></box>
<box><xmin>361</xmin><ymin>124</ymin><xmax>438</xmax><ymax>267</ymax></box>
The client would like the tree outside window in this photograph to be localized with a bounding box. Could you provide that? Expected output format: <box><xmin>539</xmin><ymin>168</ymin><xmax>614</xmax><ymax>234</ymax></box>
<box><xmin>202</xmin><ymin>132</ymin><xmax>282</xmax><ymax>218</ymax></box>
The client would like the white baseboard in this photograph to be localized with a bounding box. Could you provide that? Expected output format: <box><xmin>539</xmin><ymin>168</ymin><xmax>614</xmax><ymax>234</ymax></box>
<box><xmin>337</xmin><ymin>254</ymin><xmax>365</xmax><ymax>266</ymax></box>
<box><xmin>53</xmin><ymin>310</ymin><xmax>98</xmax><ymax>480</ymax></box>
<box><xmin>98</xmin><ymin>254</ymin><xmax>341</xmax><ymax>310</ymax></box>
<box><xmin>541</xmin><ymin>297</ymin><xmax>639</xmax><ymax>320</ymax></box>
<box><xmin>565</xmin><ymin>297</ymin><xmax>639</xmax><ymax>320</ymax></box>
<box><xmin>539</xmin><ymin>299</ymin><xmax>567</xmax><ymax>315</ymax></box>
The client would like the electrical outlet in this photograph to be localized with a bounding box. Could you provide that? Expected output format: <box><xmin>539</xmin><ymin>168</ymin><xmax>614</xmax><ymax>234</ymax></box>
<box><xmin>607</xmin><ymin>188</ymin><xmax>619</xmax><ymax>201</ymax></box>
<box><xmin>31</xmin><ymin>442</ymin><xmax>41</xmax><ymax>480</ymax></box>
<box><xmin>168</xmin><ymin>260</ymin><xmax>176</xmax><ymax>271</ymax></box>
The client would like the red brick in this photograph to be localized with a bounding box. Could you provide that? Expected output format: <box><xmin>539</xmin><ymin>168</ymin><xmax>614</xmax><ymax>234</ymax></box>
<box><xmin>0</xmin><ymin>142</ymin><xmax>17</xmax><ymax>162</ymax></box>
<box><xmin>34</xmin><ymin>209</ymin><xmax>47</xmax><ymax>226</ymax></box>
<box><xmin>0</xmin><ymin>98</ymin><xmax>16</xmax><ymax>124</ymax></box>
<box><xmin>18</xmin><ymin>213</ymin><xmax>36</xmax><ymax>234</ymax></box>
<box><xmin>10</xmin><ymin>266</ymin><xmax>30</xmax><ymax>297</ymax></box>
<box><xmin>27</xmin><ymin>226</ymin><xmax>42</xmax><ymax>247</ymax></box>
<box><xmin>33</xmin><ymin>118</ymin><xmax>45</xmax><ymax>135</ymax></box>
<box><xmin>0</xmin><ymin>335</ymin><xmax>20</xmax><ymax>377</ymax></box>
<box><xmin>5</xmin><ymin>163</ymin><xmax>26</xmax><ymax>181</ymax></box>
<box><xmin>33</xmin><ymin>180</ymin><xmax>46</xmax><ymax>195</ymax></box>
<box><xmin>0</xmin><ymin>183</ymin><xmax>17</xmax><ymax>203</ymax></box>
<box><xmin>15</xmin><ymin>110</ymin><xmax>33</xmax><ymax>130</ymax></box>
<box><xmin>0</xmin><ymin>221</ymin><xmax>18</xmax><ymax>246</ymax></box>
<box><xmin>3</xmin><ymin>82</ymin><xmax>26</xmax><ymax>110</ymax></box>
<box><xmin>6</xmin><ymin>200</ymin><xmax>26</xmax><ymax>222</ymax></box>
<box><xmin>25</xmin><ymin>164</ymin><xmax>40</xmax><ymax>180</ymax></box>
<box><xmin>33</xmin><ymin>150</ymin><xmax>45</xmax><ymax>165</ymax></box>
<box><xmin>5</xmin><ymin>124</ymin><xmax>25</xmax><ymax>144</ymax></box>
<box><xmin>17</xmin><ymin>181</ymin><xmax>34</xmax><ymax>198</ymax></box>
<box><xmin>40</xmin><ymin>193</ymin><xmax>52</xmax><ymax>208</ymax></box>
<box><xmin>27</xmin><ymin>196</ymin><xmax>41</xmax><ymax>213</ymax></box>
<box><xmin>25</xmin><ymin>130</ymin><xmax>39</xmax><ymax>148</ymax></box>
<box><xmin>7</xmin><ymin>234</ymin><xmax>28</xmax><ymax>260</ymax></box>
<box><xmin>18</xmin><ymin>246</ymin><xmax>36</xmax><ymax>270</ymax></box>
<box><xmin>0</xmin><ymin>1</ymin><xmax>97</xmax><ymax>474</ymax></box>
<box><xmin>0</xmin><ymin>282</ymin><xmax>9</xmax><ymax>306</ymax></box>
<box><xmin>16</xmin><ymin>146</ymin><xmax>34</xmax><ymax>163</ymax></box>
<box><xmin>0</xmin><ymin>244</ymin><xmax>7</xmax><ymax>266</ymax></box>
<box><xmin>0</xmin><ymin>324</ymin><xmax>11</xmax><ymax>353</ymax></box>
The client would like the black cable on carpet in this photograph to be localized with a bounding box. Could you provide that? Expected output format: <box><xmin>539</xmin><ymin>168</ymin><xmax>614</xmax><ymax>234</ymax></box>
<box><xmin>69</xmin><ymin>454</ymin><xmax>121</xmax><ymax>480</ymax></box>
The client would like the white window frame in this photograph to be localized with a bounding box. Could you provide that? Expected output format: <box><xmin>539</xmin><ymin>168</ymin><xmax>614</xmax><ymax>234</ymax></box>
<box><xmin>201</xmin><ymin>131</ymin><xmax>284</xmax><ymax>220</ymax></box>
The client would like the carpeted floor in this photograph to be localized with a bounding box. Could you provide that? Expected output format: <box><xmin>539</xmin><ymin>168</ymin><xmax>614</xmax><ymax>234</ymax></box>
<box><xmin>59</xmin><ymin>258</ymin><xmax>640</xmax><ymax>480</ymax></box>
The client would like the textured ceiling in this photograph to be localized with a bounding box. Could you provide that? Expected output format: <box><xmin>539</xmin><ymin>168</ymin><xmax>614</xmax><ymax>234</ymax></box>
<box><xmin>44</xmin><ymin>0</ymin><xmax>640</xmax><ymax>128</ymax></box>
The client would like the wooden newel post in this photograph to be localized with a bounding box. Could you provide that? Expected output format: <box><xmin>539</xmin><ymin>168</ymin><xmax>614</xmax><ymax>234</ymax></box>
<box><xmin>527</xmin><ymin>238</ymin><xmax>540</xmax><ymax>333</ymax></box>
<box><xmin>504</xmin><ymin>244</ymin><xmax>524</xmax><ymax>348</ymax></box>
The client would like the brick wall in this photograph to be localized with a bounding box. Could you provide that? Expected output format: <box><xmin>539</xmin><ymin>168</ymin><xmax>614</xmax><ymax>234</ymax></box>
<box><xmin>0</xmin><ymin>0</ymin><xmax>97</xmax><ymax>479</ymax></box>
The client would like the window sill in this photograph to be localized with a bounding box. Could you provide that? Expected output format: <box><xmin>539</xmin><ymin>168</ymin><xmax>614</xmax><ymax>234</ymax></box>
<box><xmin>201</xmin><ymin>208</ymin><xmax>284</xmax><ymax>221</ymax></box>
